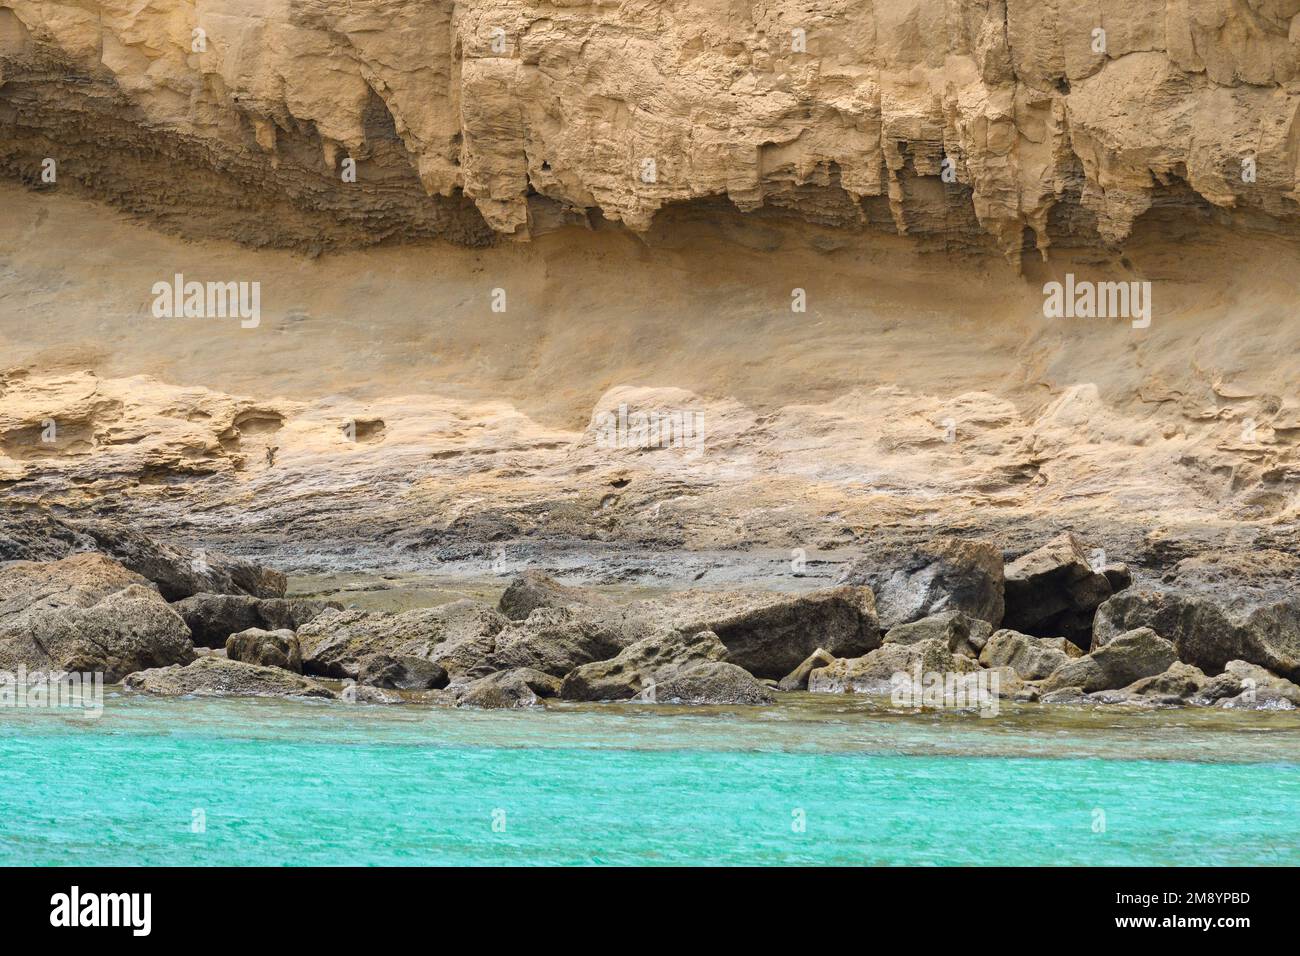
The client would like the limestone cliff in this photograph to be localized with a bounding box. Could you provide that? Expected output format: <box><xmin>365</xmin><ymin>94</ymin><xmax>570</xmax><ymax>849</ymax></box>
<box><xmin>3</xmin><ymin>1</ymin><xmax>1299</xmax><ymax>254</ymax></box>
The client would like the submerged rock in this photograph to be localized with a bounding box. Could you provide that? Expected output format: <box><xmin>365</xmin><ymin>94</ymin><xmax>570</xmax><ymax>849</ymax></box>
<box><xmin>0</xmin><ymin>553</ymin><xmax>194</xmax><ymax>681</ymax></box>
<box><xmin>1003</xmin><ymin>533</ymin><xmax>1119</xmax><ymax>646</ymax></box>
<box><xmin>123</xmin><ymin>657</ymin><xmax>334</xmax><ymax>699</ymax></box>
<box><xmin>173</xmin><ymin>593</ymin><xmax>341</xmax><ymax>648</ymax></box>
<box><xmin>839</xmin><ymin>536</ymin><xmax>1004</xmax><ymax>629</ymax></box>
<box><xmin>225</xmin><ymin>628</ymin><xmax>302</xmax><ymax>673</ymax></box>
<box><xmin>1093</xmin><ymin>589</ymin><xmax>1300</xmax><ymax>683</ymax></box>
<box><xmin>559</xmin><ymin>630</ymin><xmax>728</xmax><ymax>701</ymax></box>
<box><xmin>1039</xmin><ymin>627</ymin><xmax>1178</xmax><ymax>693</ymax></box>
<box><xmin>978</xmin><ymin>629</ymin><xmax>1082</xmax><ymax>680</ymax></box>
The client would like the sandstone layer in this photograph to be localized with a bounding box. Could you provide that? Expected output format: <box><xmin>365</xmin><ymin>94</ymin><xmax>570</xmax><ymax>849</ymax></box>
<box><xmin>3</xmin><ymin>1</ymin><xmax>1300</xmax><ymax>254</ymax></box>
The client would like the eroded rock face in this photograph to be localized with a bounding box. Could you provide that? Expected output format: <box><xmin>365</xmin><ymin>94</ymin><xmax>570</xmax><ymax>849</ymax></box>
<box><xmin>0</xmin><ymin>553</ymin><xmax>194</xmax><ymax>681</ymax></box>
<box><xmin>225</xmin><ymin>628</ymin><xmax>302</xmax><ymax>673</ymax></box>
<box><xmin>1004</xmin><ymin>533</ymin><xmax>1118</xmax><ymax>646</ymax></box>
<box><xmin>173</xmin><ymin>594</ymin><xmax>341</xmax><ymax>648</ymax></box>
<box><xmin>0</xmin><ymin>512</ymin><xmax>286</xmax><ymax>601</ymax></box>
<box><xmin>1093</xmin><ymin>589</ymin><xmax>1300</xmax><ymax>683</ymax></box>
<box><xmin>4</xmin><ymin>2</ymin><xmax>1299</xmax><ymax>253</ymax></box>
<box><xmin>841</xmin><ymin>538</ymin><xmax>1004</xmax><ymax>630</ymax></box>
<box><xmin>124</xmin><ymin>656</ymin><xmax>333</xmax><ymax>699</ymax></box>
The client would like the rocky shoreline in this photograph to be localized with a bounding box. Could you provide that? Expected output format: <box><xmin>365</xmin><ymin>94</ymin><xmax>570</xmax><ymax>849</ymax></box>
<box><xmin>2</xmin><ymin>509</ymin><xmax>1297</xmax><ymax>713</ymax></box>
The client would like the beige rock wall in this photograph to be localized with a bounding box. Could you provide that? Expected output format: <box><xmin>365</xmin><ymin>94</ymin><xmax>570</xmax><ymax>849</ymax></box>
<box><xmin>2</xmin><ymin>1</ymin><xmax>1298</xmax><ymax>253</ymax></box>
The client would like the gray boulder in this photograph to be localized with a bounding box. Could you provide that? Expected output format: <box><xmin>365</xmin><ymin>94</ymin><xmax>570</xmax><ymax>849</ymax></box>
<box><xmin>1220</xmin><ymin>660</ymin><xmax>1300</xmax><ymax>706</ymax></box>
<box><xmin>0</xmin><ymin>553</ymin><xmax>194</xmax><ymax>681</ymax></box>
<box><xmin>882</xmin><ymin>611</ymin><xmax>990</xmax><ymax>657</ymax></box>
<box><xmin>1004</xmin><ymin>533</ymin><xmax>1119</xmax><ymax>646</ymax></box>
<box><xmin>123</xmin><ymin>657</ymin><xmax>334</xmax><ymax>699</ymax></box>
<box><xmin>173</xmin><ymin>593</ymin><xmax>341</xmax><ymax>648</ymax></box>
<box><xmin>978</xmin><ymin>629</ymin><xmax>1082</xmax><ymax>680</ymax></box>
<box><xmin>225</xmin><ymin>628</ymin><xmax>302</xmax><ymax>673</ymax></box>
<box><xmin>355</xmin><ymin>653</ymin><xmax>448</xmax><ymax>690</ymax></box>
<box><xmin>1119</xmin><ymin>661</ymin><xmax>1208</xmax><ymax>702</ymax></box>
<box><xmin>651</xmin><ymin>585</ymin><xmax>880</xmax><ymax>679</ymax></box>
<box><xmin>654</xmin><ymin>662</ymin><xmax>774</xmax><ymax>705</ymax></box>
<box><xmin>808</xmin><ymin>638</ymin><xmax>980</xmax><ymax>695</ymax></box>
<box><xmin>839</xmin><ymin>536</ymin><xmax>1004</xmax><ymax>629</ymax></box>
<box><xmin>497</xmin><ymin>571</ymin><xmax>610</xmax><ymax>621</ymax></box>
<box><xmin>560</xmin><ymin>630</ymin><xmax>727</xmax><ymax>701</ymax></box>
<box><xmin>480</xmin><ymin>606</ymin><xmax>643</xmax><ymax>678</ymax></box>
<box><xmin>295</xmin><ymin>600</ymin><xmax>508</xmax><ymax>680</ymax></box>
<box><xmin>1093</xmin><ymin>589</ymin><xmax>1300</xmax><ymax>683</ymax></box>
<box><xmin>1039</xmin><ymin>628</ymin><xmax>1178</xmax><ymax>693</ymax></box>
<box><xmin>65</xmin><ymin>518</ymin><xmax>286</xmax><ymax>600</ymax></box>
<box><xmin>452</xmin><ymin>668</ymin><xmax>562</xmax><ymax>709</ymax></box>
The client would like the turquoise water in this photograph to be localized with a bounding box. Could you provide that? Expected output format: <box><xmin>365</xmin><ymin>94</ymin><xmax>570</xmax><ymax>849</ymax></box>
<box><xmin>1</xmin><ymin>693</ymin><xmax>1297</xmax><ymax>866</ymax></box>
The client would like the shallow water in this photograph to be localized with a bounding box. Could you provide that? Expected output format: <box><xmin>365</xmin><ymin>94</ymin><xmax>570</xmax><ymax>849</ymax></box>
<box><xmin>1</xmin><ymin>693</ymin><xmax>1297</xmax><ymax>866</ymax></box>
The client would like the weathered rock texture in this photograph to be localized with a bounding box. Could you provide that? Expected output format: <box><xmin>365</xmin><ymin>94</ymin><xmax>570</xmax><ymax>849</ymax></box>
<box><xmin>0</xmin><ymin>552</ymin><xmax>194</xmax><ymax>680</ymax></box>
<box><xmin>3</xmin><ymin>2</ymin><xmax>1299</xmax><ymax>253</ymax></box>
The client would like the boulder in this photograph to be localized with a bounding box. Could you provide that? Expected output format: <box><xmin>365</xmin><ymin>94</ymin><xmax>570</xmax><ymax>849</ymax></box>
<box><xmin>497</xmin><ymin>571</ymin><xmax>609</xmax><ymax>621</ymax></box>
<box><xmin>294</xmin><ymin>600</ymin><xmax>508</xmax><ymax>680</ymax></box>
<box><xmin>978</xmin><ymin>629</ymin><xmax>1083</xmax><ymax>680</ymax></box>
<box><xmin>560</xmin><ymin>630</ymin><xmax>727</xmax><ymax>701</ymax></box>
<box><xmin>653</xmin><ymin>662</ymin><xmax>774</xmax><ymax>705</ymax></box>
<box><xmin>123</xmin><ymin>657</ymin><xmax>334</xmax><ymax>699</ymax></box>
<box><xmin>173</xmin><ymin>593</ymin><xmax>341</xmax><ymax>648</ymax></box>
<box><xmin>1221</xmin><ymin>660</ymin><xmax>1300</xmax><ymax>706</ymax></box>
<box><xmin>225</xmin><ymin>628</ymin><xmax>302</xmax><ymax>673</ymax></box>
<box><xmin>1120</xmin><ymin>661</ymin><xmax>1208</xmax><ymax>701</ymax></box>
<box><xmin>1003</xmin><ymin>533</ymin><xmax>1119</xmax><ymax>646</ymax></box>
<box><xmin>65</xmin><ymin>518</ymin><xmax>286</xmax><ymax>600</ymax></box>
<box><xmin>882</xmin><ymin>611</ymin><xmax>990</xmax><ymax>657</ymax></box>
<box><xmin>808</xmin><ymin>638</ymin><xmax>979</xmax><ymax>695</ymax></box>
<box><xmin>452</xmin><ymin>668</ymin><xmax>561</xmax><ymax>709</ymax></box>
<box><xmin>1039</xmin><ymin>628</ymin><xmax>1178</xmax><ymax>693</ymax></box>
<box><xmin>651</xmin><ymin>585</ymin><xmax>880</xmax><ymax>679</ymax></box>
<box><xmin>355</xmin><ymin>653</ymin><xmax>448</xmax><ymax>690</ymax></box>
<box><xmin>0</xmin><ymin>553</ymin><xmax>194</xmax><ymax>681</ymax></box>
<box><xmin>839</xmin><ymin>536</ymin><xmax>1004</xmax><ymax>629</ymax></box>
<box><xmin>479</xmin><ymin>606</ymin><xmax>643</xmax><ymax>678</ymax></box>
<box><xmin>1093</xmin><ymin>589</ymin><xmax>1300</xmax><ymax>683</ymax></box>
